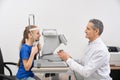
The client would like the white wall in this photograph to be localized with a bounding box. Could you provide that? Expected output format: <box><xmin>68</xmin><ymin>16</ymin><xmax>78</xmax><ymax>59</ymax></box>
<box><xmin>0</xmin><ymin>0</ymin><xmax>120</xmax><ymax>74</ymax></box>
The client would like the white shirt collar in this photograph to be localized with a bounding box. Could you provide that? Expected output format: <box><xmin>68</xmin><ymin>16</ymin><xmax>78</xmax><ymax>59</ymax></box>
<box><xmin>88</xmin><ymin>37</ymin><xmax>101</xmax><ymax>45</ymax></box>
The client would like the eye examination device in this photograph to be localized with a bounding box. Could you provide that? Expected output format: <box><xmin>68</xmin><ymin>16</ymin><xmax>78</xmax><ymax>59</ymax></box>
<box><xmin>34</xmin><ymin>29</ymin><xmax>68</xmax><ymax>68</ymax></box>
<box><xmin>28</xmin><ymin>14</ymin><xmax>68</xmax><ymax>68</ymax></box>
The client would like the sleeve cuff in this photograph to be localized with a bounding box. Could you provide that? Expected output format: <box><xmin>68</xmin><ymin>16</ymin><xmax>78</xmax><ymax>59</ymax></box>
<box><xmin>66</xmin><ymin>58</ymin><xmax>73</xmax><ymax>66</ymax></box>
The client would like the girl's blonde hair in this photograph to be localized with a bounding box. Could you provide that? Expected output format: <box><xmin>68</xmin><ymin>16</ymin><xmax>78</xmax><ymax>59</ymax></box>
<box><xmin>17</xmin><ymin>25</ymin><xmax>37</xmax><ymax>66</ymax></box>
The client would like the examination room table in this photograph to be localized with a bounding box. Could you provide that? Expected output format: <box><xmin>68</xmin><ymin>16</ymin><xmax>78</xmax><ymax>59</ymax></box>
<box><xmin>110</xmin><ymin>65</ymin><xmax>120</xmax><ymax>80</ymax></box>
<box><xmin>32</xmin><ymin>67</ymin><xmax>71</xmax><ymax>80</ymax></box>
<box><xmin>32</xmin><ymin>66</ymin><xmax>120</xmax><ymax>80</ymax></box>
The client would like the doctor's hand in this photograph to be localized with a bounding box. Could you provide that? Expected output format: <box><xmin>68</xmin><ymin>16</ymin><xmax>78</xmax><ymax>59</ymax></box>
<box><xmin>57</xmin><ymin>50</ymin><xmax>71</xmax><ymax>61</ymax></box>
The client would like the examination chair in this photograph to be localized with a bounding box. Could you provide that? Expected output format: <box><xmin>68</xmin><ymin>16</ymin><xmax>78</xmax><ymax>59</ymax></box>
<box><xmin>0</xmin><ymin>48</ymin><xmax>17</xmax><ymax>80</ymax></box>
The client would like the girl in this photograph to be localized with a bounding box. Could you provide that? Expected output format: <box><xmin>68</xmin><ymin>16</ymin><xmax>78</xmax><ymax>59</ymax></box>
<box><xmin>16</xmin><ymin>25</ymin><xmax>41</xmax><ymax>80</ymax></box>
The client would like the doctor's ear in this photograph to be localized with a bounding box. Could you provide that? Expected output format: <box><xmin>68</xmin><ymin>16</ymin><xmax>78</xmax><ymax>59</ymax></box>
<box><xmin>95</xmin><ymin>28</ymin><xmax>99</xmax><ymax>34</ymax></box>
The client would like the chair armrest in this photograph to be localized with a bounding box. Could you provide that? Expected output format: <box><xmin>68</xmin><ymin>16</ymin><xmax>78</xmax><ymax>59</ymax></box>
<box><xmin>4</xmin><ymin>62</ymin><xmax>17</xmax><ymax>66</ymax></box>
<box><xmin>0</xmin><ymin>74</ymin><xmax>13</xmax><ymax>80</ymax></box>
<box><xmin>4</xmin><ymin>62</ymin><xmax>17</xmax><ymax>76</ymax></box>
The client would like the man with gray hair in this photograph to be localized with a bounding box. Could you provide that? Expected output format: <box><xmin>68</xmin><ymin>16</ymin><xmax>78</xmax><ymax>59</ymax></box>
<box><xmin>58</xmin><ymin>19</ymin><xmax>112</xmax><ymax>80</ymax></box>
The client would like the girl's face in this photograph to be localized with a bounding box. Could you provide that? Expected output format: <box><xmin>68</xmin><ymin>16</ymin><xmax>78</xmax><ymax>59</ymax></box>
<box><xmin>31</xmin><ymin>29</ymin><xmax>41</xmax><ymax>41</ymax></box>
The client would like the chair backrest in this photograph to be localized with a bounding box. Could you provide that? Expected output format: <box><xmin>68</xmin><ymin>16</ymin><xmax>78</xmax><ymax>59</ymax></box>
<box><xmin>0</xmin><ymin>48</ymin><xmax>4</xmax><ymax>74</ymax></box>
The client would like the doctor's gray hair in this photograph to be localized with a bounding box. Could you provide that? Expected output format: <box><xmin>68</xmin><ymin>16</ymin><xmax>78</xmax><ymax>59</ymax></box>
<box><xmin>89</xmin><ymin>19</ymin><xmax>104</xmax><ymax>35</ymax></box>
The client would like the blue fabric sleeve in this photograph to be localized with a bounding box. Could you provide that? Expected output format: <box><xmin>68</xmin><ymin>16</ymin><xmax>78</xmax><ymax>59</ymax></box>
<box><xmin>20</xmin><ymin>46</ymin><xmax>30</xmax><ymax>60</ymax></box>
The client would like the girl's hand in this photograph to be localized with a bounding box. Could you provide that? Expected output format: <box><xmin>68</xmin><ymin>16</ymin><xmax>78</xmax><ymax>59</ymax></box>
<box><xmin>31</xmin><ymin>45</ymin><xmax>39</xmax><ymax>56</ymax></box>
<box><xmin>37</xmin><ymin>43</ymin><xmax>41</xmax><ymax>51</ymax></box>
